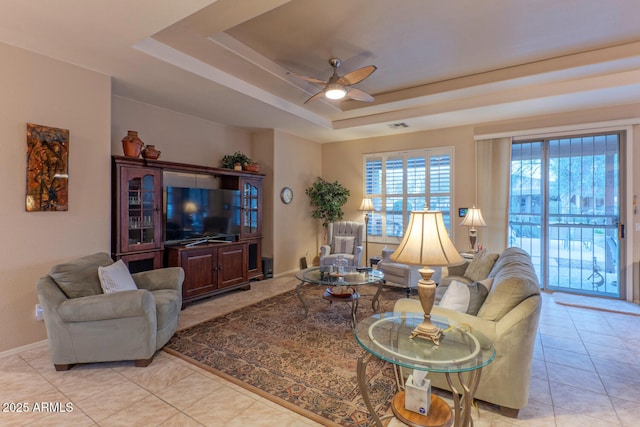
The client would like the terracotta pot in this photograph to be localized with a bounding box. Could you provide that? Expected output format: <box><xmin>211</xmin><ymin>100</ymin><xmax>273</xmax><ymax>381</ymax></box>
<box><xmin>142</xmin><ymin>144</ymin><xmax>161</xmax><ymax>160</ymax></box>
<box><xmin>243</xmin><ymin>163</ymin><xmax>259</xmax><ymax>172</ymax></box>
<box><xmin>122</xmin><ymin>130</ymin><xmax>144</xmax><ymax>158</ymax></box>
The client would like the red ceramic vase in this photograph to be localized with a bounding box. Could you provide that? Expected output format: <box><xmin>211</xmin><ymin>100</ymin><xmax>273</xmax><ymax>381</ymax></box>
<box><xmin>122</xmin><ymin>130</ymin><xmax>144</xmax><ymax>158</ymax></box>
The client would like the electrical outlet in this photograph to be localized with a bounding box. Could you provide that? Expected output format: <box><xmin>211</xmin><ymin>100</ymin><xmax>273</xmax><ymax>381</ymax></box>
<box><xmin>35</xmin><ymin>304</ymin><xmax>44</xmax><ymax>321</ymax></box>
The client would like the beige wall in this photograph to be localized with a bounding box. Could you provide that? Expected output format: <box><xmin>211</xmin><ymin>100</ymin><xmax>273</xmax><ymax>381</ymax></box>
<box><xmin>272</xmin><ymin>130</ymin><xmax>322</xmax><ymax>273</ymax></box>
<box><xmin>321</xmin><ymin>126</ymin><xmax>478</xmax><ymax>257</ymax></box>
<box><xmin>0</xmin><ymin>42</ymin><xmax>112</xmax><ymax>352</ymax></box>
<box><xmin>112</xmin><ymin>96</ymin><xmax>252</xmax><ymax>166</ymax></box>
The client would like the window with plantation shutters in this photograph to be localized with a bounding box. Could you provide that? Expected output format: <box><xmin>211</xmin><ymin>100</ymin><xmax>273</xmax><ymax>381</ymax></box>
<box><xmin>363</xmin><ymin>147</ymin><xmax>454</xmax><ymax>243</ymax></box>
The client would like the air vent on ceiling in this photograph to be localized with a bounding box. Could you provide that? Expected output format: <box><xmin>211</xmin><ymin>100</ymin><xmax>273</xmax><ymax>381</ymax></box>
<box><xmin>388</xmin><ymin>122</ymin><xmax>409</xmax><ymax>129</ymax></box>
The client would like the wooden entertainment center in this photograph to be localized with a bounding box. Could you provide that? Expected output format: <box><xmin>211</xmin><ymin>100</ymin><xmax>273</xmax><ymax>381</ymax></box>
<box><xmin>111</xmin><ymin>156</ymin><xmax>263</xmax><ymax>307</ymax></box>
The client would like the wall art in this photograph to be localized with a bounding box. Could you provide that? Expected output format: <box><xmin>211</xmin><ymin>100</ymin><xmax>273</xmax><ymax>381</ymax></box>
<box><xmin>25</xmin><ymin>123</ymin><xmax>69</xmax><ymax>212</ymax></box>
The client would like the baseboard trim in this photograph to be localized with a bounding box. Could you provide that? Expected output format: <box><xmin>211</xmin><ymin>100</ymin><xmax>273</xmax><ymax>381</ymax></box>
<box><xmin>0</xmin><ymin>340</ymin><xmax>47</xmax><ymax>358</ymax></box>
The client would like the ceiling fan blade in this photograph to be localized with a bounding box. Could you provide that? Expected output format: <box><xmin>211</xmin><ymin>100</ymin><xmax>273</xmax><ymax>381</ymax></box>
<box><xmin>337</xmin><ymin>65</ymin><xmax>377</xmax><ymax>86</ymax></box>
<box><xmin>346</xmin><ymin>87</ymin><xmax>374</xmax><ymax>102</ymax></box>
<box><xmin>304</xmin><ymin>91</ymin><xmax>326</xmax><ymax>104</ymax></box>
<box><xmin>287</xmin><ymin>72</ymin><xmax>326</xmax><ymax>85</ymax></box>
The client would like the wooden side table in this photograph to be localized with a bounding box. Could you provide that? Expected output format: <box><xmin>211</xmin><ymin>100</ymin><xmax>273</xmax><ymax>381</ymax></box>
<box><xmin>391</xmin><ymin>391</ymin><xmax>452</xmax><ymax>427</ymax></box>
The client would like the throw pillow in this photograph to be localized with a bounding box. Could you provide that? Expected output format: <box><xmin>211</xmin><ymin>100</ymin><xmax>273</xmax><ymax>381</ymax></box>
<box><xmin>98</xmin><ymin>260</ymin><xmax>138</xmax><ymax>294</ymax></box>
<box><xmin>466</xmin><ymin>282</ymin><xmax>489</xmax><ymax>315</ymax></box>
<box><xmin>464</xmin><ymin>250</ymin><xmax>499</xmax><ymax>282</ymax></box>
<box><xmin>49</xmin><ymin>252</ymin><xmax>114</xmax><ymax>299</ymax></box>
<box><xmin>438</xmin><ymin>280</ymin><xmax>469</xmax><ymax>312</ymax></box>
<box><xmin>333</xmin><ymin>236</ymin><xmax>355</xmax><ymax>254</ymax></box>
<box><xmin>477</xmin><ymin>277</ymin><xmax>494</xmax><ymax>292</ymax></box>
<box><xmin>438</xmin><ymin>279</ymin><xmax>489</xmax><ymax>315</ymax></box>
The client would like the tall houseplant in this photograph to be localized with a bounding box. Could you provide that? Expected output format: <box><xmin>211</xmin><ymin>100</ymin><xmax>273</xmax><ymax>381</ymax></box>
<box><xmin>305</xmin><ymin>178</ymin><xmax>350</xmax><ymax>234</ymax></box>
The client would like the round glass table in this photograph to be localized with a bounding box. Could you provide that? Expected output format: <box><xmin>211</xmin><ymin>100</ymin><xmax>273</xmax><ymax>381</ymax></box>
<box><xmin>295</xmin><ymin>266</ymin><xmax>384</xmax><ymax>327</ymax></box>
<box><xmin>354</xmin><ymin>312</ymin><xmax>496</xmax><ymax>427</ymax></box>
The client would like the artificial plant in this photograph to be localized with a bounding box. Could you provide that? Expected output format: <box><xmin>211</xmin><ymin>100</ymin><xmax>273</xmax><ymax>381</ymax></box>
<box><xmin>305</xmin><ymin>177</ymin><xmax>350</xmax><ymax>228</ymax></box>
<box><xmin>220</xmin><ymin>151</ymin><xmax>253</xmax><ymax>169</ymax></box>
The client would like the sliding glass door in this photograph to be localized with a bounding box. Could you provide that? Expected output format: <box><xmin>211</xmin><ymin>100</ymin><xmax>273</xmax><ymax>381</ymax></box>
<box><xmin>510</xmin><ymin>133</ymin><xmax>622</xmax><ymax>298</ymax></box>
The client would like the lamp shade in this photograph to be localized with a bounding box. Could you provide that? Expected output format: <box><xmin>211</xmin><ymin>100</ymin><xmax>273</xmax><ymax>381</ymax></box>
<box><xmin>460</xmin><ymin>206</ymin><xmax>487</xmax><ymax>227</ymax></box>
<box><xmin>391</xmin><ymin>209</ymin><xmax>463</xmax><ymax>267</ymax></box>
<box><xmin>358</xmin><ymin>197</ymin><xmax>374</xmax><ymax>211</ymax></box>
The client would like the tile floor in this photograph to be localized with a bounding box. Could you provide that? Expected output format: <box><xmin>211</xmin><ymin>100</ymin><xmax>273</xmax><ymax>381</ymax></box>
<box><xmin>2</xmin><ymin>274</ymin><xmax>639</xmax><ymax>426</ymax></box>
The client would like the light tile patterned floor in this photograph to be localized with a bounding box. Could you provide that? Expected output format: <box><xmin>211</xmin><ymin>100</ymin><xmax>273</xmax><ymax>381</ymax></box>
<box><xmin>2</xmin><ymin>274</ymin><xmax>639</xmax><ymax>426</ymax></box>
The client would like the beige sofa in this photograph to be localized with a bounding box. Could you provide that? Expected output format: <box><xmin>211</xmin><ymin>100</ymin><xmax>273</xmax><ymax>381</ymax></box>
<box><xmin>37</xmin><ymin>253</ymin><xmax>184</xmax><ymax>370</ymax></box>
<box><xmin>395</xmin><ymin>247</ymin><xmax>541</xmax><ymax>416</ymax></box>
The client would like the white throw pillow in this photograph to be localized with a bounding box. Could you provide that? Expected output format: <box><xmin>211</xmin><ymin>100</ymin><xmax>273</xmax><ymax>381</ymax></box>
<box><xmin>438</xmin><ymin>279</ymin><xmax>489</xmax><ymax>315</ymax></box>
<box><xmin>98</xmin><ymin>260</ymin><xmax>137</xmax><ymax>294</ymax></box>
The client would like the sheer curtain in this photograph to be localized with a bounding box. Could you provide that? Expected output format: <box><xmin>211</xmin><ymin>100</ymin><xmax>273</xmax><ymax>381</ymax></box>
<box><xmin>476</xmin><ymin>137</ymin><xmax>512</xmax><ymax>252</ymax></box>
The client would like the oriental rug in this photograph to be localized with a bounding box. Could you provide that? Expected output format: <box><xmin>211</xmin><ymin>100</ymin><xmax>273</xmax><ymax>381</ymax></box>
<box><xmin>164</xmin><ymin>285</ymin><xmax>409</xmax><ymax>426</ymax></box>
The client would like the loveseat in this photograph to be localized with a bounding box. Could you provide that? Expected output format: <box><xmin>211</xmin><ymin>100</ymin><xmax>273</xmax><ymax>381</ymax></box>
<box><xmin>37</xmin><ymin>253</ymin><xmax>184</xmax><ymax>370</ymax></box>
<box><xmin>395</xmin><ymin>247</ymin><xmax>541</xmax><ymax>416</ymax></box>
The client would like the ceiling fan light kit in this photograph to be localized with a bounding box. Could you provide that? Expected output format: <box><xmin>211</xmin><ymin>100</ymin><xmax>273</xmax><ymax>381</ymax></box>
<box><xmin>325</xmin><ymin>83</ymin><xmax>347</xmax><ymax>100</ymax></box>
<box><xmin>290</xmin><ymin>57</ymin><xmax>377</xmax><ymax>104</ymax></box>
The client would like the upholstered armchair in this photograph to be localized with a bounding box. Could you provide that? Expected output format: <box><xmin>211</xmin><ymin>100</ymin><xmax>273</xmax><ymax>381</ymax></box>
<box><xmin>377</xmin><ymin>248</ymin><xmax>440</xmax><ymax>296</ymax></box>
<box><xmin>319</xmin><ymin>221</ymin><xmax>365</xmax><ymax>267</ymax></box>
<box><xmin>36</xmin><ymin>252</ymin><xmax>184</xmax><ymax>371</ymax></box>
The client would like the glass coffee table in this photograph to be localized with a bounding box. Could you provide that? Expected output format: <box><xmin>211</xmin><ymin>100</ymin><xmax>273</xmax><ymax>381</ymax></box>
<box><xmin>295</xmin><ymin>266</ymin><xmax>384</xmax><ymax>327</ymax></box>
<box><xmin>354</xmin><ymin>312</ymin><xmax>495</xmax><ymax>427</ymax></box>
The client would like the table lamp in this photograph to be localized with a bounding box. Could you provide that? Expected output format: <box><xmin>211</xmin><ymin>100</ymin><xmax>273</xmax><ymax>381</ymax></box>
<box><xmin>358</xmin><ymin>197</ymin><xmax>374</xmax><ymax>262</ymax></box>
<box><xmin>391</xmin><ymin>209</ymin><xmax>463</xmax><ymax>344</ymax></box>
<box><xmin>460</xmin><ymin>206</ymin><xmax>487</xmax><ymax>252</ymax></box>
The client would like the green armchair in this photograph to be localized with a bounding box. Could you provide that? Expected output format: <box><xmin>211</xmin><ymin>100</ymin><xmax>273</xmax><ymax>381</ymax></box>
<box><xmin>36</xmin><ymin>253</ymin><xmax>184</xmax><ymax>371</ymax></box>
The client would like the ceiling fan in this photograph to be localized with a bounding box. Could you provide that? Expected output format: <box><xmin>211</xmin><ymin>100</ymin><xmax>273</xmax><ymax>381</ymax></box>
<box><xmin>289</xmin><ymin>58</ymin><xmax>377</xmax><ymax>104</ymax></box>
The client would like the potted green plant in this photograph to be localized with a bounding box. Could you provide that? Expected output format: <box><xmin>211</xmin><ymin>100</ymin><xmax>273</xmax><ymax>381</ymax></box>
<box><xmin>220</xmin><ymin>151</ymin><xmax>252</xmax><ymax>170</ymax></box>
<box><xmin>305</xmin><ymin>177</ymin><xmax>350</xmax><ymax>231</ymax></box>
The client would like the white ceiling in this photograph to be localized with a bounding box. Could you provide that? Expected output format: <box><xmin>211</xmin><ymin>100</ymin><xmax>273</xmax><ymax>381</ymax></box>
<box><xmin>2</xmin><ymin>0</ymin><xmax>640</xmax><ymax>142</ymax></box>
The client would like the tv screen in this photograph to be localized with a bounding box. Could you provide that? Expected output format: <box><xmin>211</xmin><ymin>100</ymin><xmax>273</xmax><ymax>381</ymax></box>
<box><xmin>165</xmin><ymin>186</ymin><xmax>241</xmax><ymax>243</ymax></box>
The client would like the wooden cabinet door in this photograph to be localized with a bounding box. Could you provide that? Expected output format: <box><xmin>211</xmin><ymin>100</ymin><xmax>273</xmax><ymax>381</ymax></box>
<box><xmin>217</xmin><ymin>243</ymin><xmax>247</xmax><ymax>289</ymax></box>
<box><xmin>177</xmin><ymin>248</ymin><xmax>217</xmax><ymax>300</ymax></box>
<box><xmin>118</xmin><ymin>250</ymin><xmax>163</xmax><ymax>273</ymax></box>
<box><xmin>119</xmin><ymin>166</ymin><xmax>162</xmax><ymax>253</ymax></box>
<box><xmin>246</xmin><ymin>238</ymin><xmax>263</xmax><ymax>280</ymax></box>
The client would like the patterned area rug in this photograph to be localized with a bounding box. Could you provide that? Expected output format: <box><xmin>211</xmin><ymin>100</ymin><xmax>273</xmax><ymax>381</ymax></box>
<box><xmin>164</xmin><ymin>285</ymin><xmax>409</xmax><ymax>426</ymax></box>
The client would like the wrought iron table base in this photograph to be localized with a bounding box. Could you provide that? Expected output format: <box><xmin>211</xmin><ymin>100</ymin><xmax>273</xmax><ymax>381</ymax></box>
<box><xmin>296</xmin><ymin>280</ymin><xmax>382</xmax><ymax>328</ymax></box>
<box><xmin>357</xmin><ymin>352</ymin><xmax>483</xmax><ymax>427</ymax></box>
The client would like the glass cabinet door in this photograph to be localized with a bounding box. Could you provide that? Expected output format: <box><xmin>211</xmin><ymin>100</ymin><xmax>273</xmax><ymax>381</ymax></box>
<box><xmin>122</xmin><ymin>168</ymin><xmax>161</xmax><ymax>252</ymax></box>
<box><xmin>241</xmin><ymin>179</ymin><xmax>261</xmax><ymax>237</ymax></box>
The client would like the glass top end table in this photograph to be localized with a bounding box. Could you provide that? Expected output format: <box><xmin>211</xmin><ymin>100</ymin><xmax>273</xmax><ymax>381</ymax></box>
<box><xmin>354</xmin><ymin>312</ymin><xmax>496</xmax><ymax>427</ymax></box>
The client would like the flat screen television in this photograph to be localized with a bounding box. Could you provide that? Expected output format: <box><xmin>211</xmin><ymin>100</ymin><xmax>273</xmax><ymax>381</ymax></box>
<box><xmin>164</xmin><ymin>186</ymin><xmax>241</xmax><ymax>244</ymax></box>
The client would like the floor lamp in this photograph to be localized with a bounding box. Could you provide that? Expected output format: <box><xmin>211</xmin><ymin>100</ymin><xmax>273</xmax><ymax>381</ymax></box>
<box><xmin>391</xmin><ymin>209</ymin><xmax>463</xmax><ymax>344</ymax></box>
<box><xmin>358</xmin><ymin>197</ymin><xmax>374</xmax><ymax>263</ymax></box>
